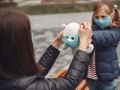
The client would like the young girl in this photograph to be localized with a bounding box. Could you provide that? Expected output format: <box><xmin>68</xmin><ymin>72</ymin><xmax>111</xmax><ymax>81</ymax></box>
<box><xmin>86</xmin><ymin>0</ymin><xmax>120</xmax><ymax>90</ymax></box>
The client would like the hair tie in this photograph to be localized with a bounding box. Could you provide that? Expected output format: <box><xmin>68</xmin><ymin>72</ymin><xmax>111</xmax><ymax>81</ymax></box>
<box><xmin>114</xmin><ymin>5</ymin><xmax>117</xmax><ymax>9</ymax></box>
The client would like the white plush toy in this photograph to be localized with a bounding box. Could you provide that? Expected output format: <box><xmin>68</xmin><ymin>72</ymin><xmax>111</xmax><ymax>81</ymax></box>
<box><xmin>62</xmin><ymin>22</ymin><xmax>94</xmax><ymax>54</ymax></box>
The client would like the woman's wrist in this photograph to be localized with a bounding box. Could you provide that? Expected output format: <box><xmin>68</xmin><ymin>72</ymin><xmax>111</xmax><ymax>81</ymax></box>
<box><xmin>79</xmin><ymin>39</ymin><xmax>88</xmax><ymax>52</ymax></box>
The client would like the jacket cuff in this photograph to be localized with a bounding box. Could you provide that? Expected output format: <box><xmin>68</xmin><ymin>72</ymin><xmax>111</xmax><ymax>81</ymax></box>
<box><xmin>39</xmin><ymin>45</ymin><xmax>60</xmax><ymax>68</ymax></box>
<box><xmin>74</xmin><ymin>50</ymin><xmax>92</xmax><ymax>65</ymax></box>
<box><xmin>50</xmin><ymin>45</ymin><xmax>60</xmax><ymax>52</ymax></box>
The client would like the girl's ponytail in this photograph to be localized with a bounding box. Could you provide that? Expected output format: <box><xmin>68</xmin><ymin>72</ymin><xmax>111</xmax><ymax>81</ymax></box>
<box><xmin>112</xmin><ymin>5</ymin><xmax>120</xmax><ymax>26</ymax></box>
<box><xmin>114</xmin><ymin>8</ymin><xmax>120</xmax><ymax>21</ymax></box>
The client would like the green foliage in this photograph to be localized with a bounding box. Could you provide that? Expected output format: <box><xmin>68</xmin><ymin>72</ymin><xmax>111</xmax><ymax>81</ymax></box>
<box><xmin>18</xmin><ymin>4</ymin><xmax>93</xmax><ymax>14</ymax></box>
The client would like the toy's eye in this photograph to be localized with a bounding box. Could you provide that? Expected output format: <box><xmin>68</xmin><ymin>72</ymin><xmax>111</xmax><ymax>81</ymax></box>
<box><xmin>71</xmin><ymin>37</ymin><xmax>74</xmax><ymax>40</ymax></box>
<box><xmin>66</xmin><ymin>36</ymin><xmax>68</xmax><ymax>39</ymax></box>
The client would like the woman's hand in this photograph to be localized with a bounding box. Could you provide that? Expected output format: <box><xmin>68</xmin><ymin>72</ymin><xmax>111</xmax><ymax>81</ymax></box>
<box><xmin>79</xmin><ymin>22</ymin><xmax>93</xmax><ymax>51</ymax></box>
<box><xmin>51</xmin><ymin>31</ymin><xmax>63</xmax><ymax>49</ymax></box>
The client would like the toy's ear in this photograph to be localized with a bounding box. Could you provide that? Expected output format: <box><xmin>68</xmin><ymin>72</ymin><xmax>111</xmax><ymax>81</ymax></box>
<box><xmin>62</xmin><ymin>24</ymin><xmax>67</xmax><ymax>29</ymax></box>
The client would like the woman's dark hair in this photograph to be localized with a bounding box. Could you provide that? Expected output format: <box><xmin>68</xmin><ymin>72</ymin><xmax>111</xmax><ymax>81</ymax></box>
<box><xmin>0</xmin><ymin>10</ymin><xmax>42</xmax><ymax>79</ymax></box>
<box><xmin>92</xmin><ymin>0</ymin><xmax>120</xmax><ymax>26</ymax></box>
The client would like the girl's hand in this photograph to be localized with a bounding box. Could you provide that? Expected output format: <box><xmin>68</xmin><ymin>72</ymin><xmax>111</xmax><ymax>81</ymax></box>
<box><xmin>79</xmin><ymin>22</ymin><xmax>93</xmax><ymax>51</ymax></box>
<box><xmin>51</xmin><ymin>31</ymin><xmax>63</xmax><ymax>49</ymax></box>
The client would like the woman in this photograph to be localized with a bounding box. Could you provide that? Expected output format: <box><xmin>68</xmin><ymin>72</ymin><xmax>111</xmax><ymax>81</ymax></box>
<box><xmin>0</xmin><ymin>10</ymin><xmax>92</xmax><ymax>90</ymax></box>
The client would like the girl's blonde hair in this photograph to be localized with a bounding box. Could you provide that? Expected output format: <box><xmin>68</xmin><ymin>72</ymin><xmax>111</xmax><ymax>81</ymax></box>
<box><xmin>92</xmin><ymin>0</ymin><xmax>120</xmax><ymax>27</ymax></box>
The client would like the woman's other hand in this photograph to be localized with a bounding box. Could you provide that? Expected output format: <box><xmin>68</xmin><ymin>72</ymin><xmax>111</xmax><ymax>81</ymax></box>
<box><xmin>52</xmin><ymin>31</ymin><xmax>63</xmax><ymax>49</ymax></box>
<box><xmin>79</xmin><ymin>22</ymin><xmax>93</xmax><ymax>51</ymax></box>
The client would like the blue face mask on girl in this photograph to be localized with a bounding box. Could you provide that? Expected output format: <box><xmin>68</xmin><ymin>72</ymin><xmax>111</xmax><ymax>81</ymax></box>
<box><xmin>94</xmin><ymin>16</ymin><xmax>112</xmax><ymax>29</ymax></box>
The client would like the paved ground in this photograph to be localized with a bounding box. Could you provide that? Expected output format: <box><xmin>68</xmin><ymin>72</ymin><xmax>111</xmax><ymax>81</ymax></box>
<box><xmin>29</xmin><ymin>12</ymin><xmax>120</xmax><ymax>89</ymax></box>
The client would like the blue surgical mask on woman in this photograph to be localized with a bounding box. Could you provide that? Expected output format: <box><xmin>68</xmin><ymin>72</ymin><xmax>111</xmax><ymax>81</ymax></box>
<box><xmin>94</xmin><ymin>16</ymin><xmax>112</xmax><ymax>29</ymax></box>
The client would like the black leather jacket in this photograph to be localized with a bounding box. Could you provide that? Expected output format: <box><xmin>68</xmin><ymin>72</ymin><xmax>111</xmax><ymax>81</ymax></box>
<box><xmin>0</xmin><ymin>45</ymin><xmax>91</xmax><ymax>90</ymax></box>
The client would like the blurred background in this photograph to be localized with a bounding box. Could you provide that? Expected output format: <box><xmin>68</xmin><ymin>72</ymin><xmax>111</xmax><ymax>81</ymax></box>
<box><xmin>0</xmin><ymin>0</ymin><xmax>119</xmax><ymax>14</ymax></box>
<box><xmin>0</xmin><ymin>0</ymin><xmax>120</xmax><ymax>89</ymax></box>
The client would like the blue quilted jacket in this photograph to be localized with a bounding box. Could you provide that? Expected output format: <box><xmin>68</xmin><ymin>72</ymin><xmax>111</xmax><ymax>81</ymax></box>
<box><xmin>92</xmin><ymin>25</ymin><xmax>120</xmax><ymax>82</ymax></box>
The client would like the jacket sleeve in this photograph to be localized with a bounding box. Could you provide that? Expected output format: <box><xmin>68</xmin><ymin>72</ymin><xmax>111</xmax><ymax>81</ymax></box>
<box><xmin>30</xmin><ymin>50</ymin><xmax>91</xmax><ymax>90</ymax></box>
<box><xmin>93</xmin><ymin>28</ymin><xmax>120</xmax><ymax>47</ymax></box>
<box><xmin>37</xmin><ymin>45</ymin><xmax>60</xmax><ymax>76</ymax></box>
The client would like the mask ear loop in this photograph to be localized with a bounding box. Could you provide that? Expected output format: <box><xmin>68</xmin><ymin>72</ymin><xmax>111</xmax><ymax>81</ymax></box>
<box><xmin>114</xmin><ymin>5</ymin><xmax>117</xmax><ymax>9</ymax></box>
